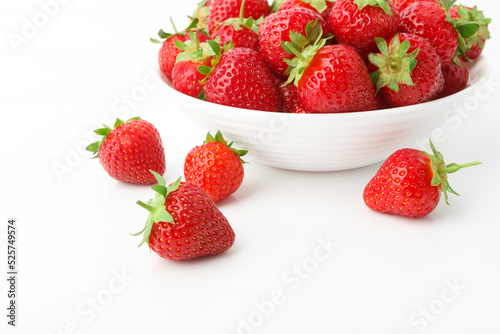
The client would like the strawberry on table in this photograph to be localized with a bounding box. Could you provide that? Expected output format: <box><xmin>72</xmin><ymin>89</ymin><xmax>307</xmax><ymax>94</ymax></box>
<box><xmin>202</xmin><ymin>43</ymin><xmax>282</xmax><ymax>111</ymax></box>
<box><xmin>184</xmin><ymin>131</ymin><xmax>247</xmax><ymax>203</ymax></box>
<box><xmin>132</xmin><ymin>172</ymin><xmax>236</xmax><ymax>260</ymax></box>
<box><xmin>368</xmin><ymin>33</ymin><xmax>444</xmax><ymax>107</ymax></box>
<box><xmin>152</xmin><ymin>19</ymin><xmax>208</xmax><ymax>82</ymax></box>
<box><xmin>363</xmin><ymin>140</ymin><xmax>481</xmax><ymax>218</ymax></box>
<box><xmin>207</xmin><ymin>0</ymin><xmax>271</xmax><ymax>34</ymax></box>
<box><xmin>86</xmin><ymin>118</ymin><xmax>166</xmax><ymax>185</ymax></box>
<box><xmin>449</xmin><ymin>4</ymin><xmax>491</xmax><ymax>61</ymax></box>
<box><xmin>259</xmin><ymin>9</ymin><xmax>331</xmax><ymax>80</ymax></box>
<box><xmin>328</xmin><ymin>0</ymin><xmax>401</xmax><ymax>58</ymax></box>
<box><xmin>284</xmin><ymin>32</ymin><xmax>377</xmax><ymax>113</ymax></box>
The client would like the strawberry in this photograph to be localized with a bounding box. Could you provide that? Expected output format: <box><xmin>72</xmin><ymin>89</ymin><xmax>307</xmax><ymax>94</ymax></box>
<box><xmin>275</xmin><ymin>78</ymin><xmax>300</xmax><ymax>113</ymax></box>
<box><xmin>87</xmin><ymin>118</ymin><xmax>166</xmax><ymax>185</ymax></box>
<box><xmin>132</xmin><ymin>172</ymin><xmax>235</xmax><ymax>260</ymax></box>
<box><xmin>259</xmin><ymin>9</ymin><xmax>331</xmax><ymax>80</ymax></box>
<box><xmin>279</xmin><ymin>0</ymin><xmax>335</xmax><ymax>22</ymax></box>
<box><xmin>449</xmin><ymin>5</ymin><xmax>491</xmax><ymax>61</ymax></box>
<box><xmin>363</xmin><ymin>140</ymin><xmax>481</xmax><ymax>218</ymax></box>
<box><xmin>392</xmin><ymin>0</ymin><xmax>438</xmax><ymax>12</ymax></box>
<box><xmin>211</xmin><ymin>0</ymin><xmax>262</xmax><ymax>50</ymax></box>
<box><xmin>399</xmin><ymin>0</ymin><xmax>482</xmax><ymax>66</ymax></box>
<box><xmin>328</xmin><ymin>0</ymin><xmax>401</xmax><ymax>58</ymax></box>
<box><xmin>292</xmin><ymin>100</ymin><xmax>312</xmax><ymax>113</ymax></box>
<box><xmin>202</xmin><ymin>45</ymin><xmax>282</xmax><ymax>111</ymax></box>
<box><xmin>436</xmin><ymin>58</ymin><xmax>469</xmax><ymax>99</ymax></box>
<box><xmin>191</xmin><ymin>0</ymin><xmax>212</xmax><ymax>31</ymax></box>
<box><xmin>172</xmin><ymin>32</ymin><xmax>214</xmax><ymax>98</ymax></box>
<box><xmin>368</xmin><ymin>33</ymin><xmax>444</xmax><ymax>107</ymax></box>
<box><xmin>207</xmin><ymin>0</ymin><xmax>270</xmax><ymax>34</ymax></box>
<box><xmin>184</xmin><ymin>131</ymin><xmax>247</xmax><ymax>203</ymax></box>
<box><xmin>152</xmin><ymin>20</ymin><xmax>207</xmax><ymax>82</ymax></box>
<box><xmin>284</xmin><ymin>35</ymin><xmax>377</xmax><ymax>113</ymax></box>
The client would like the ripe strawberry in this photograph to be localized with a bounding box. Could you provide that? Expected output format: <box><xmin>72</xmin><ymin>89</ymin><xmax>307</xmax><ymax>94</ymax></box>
<box><xmin>184</xmin><ymin>131</ymin><xmax>247</xmax><ymax>203</ymax></box>
<box><xmin>392</xmin><ymin>0</ymin><xmax>438</xmax><ymax>12</ymax></box>
<box><xmin>259</xmin><ymin>8</ymin><xmax>331</xmax><ymax>79</ymax></box>
<box><xmin>436</xmin><ymin>58</ymin><xmax>469</xmax><ymax>99</ymax></box>
<box><xmin>87</xmin><ymin>118</ymin><xmax>166</xmax><ymax>185</ymax></box>
<box><xmin>399</xmin><ymin>0</ymin><xmax>482</xmax><ymax>66</ymax></box>
<box><xmin>368</xmin><ymin>33</ymin><xmax>444</xmax><ymax>107</ymax></box>
<box><xmin>449</xmin><ymin>5</ymin><xmax>491</xmax><ymax>61</ymax></box>
<box><xmin>203</xmin><ymin>46</ymin><xmax>282</xmax><ymax>111</ymax></box>
<box><xmin>274</xmin><ymin>77</ymin><xmax>300</xmax><ymax>113</ymax></box>
<box><xmin>211</xmin><ymin>0</ymin><xmax>262</xmax><ymax>50</ymax></box>
<box><xmin>132</xmin><ymin>172</ymin><xmax>235</xmax><ymax>260</ymax></box>
<box><xmin>284</xmin><ymin>35</ymin><xmax>377</xmax><ymax>113</ymax></box>
<box><xmin>207</xmin><ymin>0</ymin><xmax>270</xmax><ymax>34</ymax></box>
<box><xmin>279</xmin><ymin>0</ymin><xmax>335</xmax><ymax>22</ymax></box>
<box><xmin>292</xmin><ymin>100</ymin><xmax>312</xmax><ymax>113</ymax></box>
<box><xmin>152</xmin><ymin>20</ymin><xmax>207</xmax><ymax>82</ymax></box>
<box><xmin>191</xmin><ymin>0</ymin><xmax>211</xmax><ymax>31</ymax></box>
<box><xmin>172</xmin><ymin>32</ymin><xmax>214</xmax><ymax>98</ymax></box>
<box><xmin>328</xmin><ymin>0</ymin><xmax>401</xmax><ymax>58</ymax></box>
<box><xmin>363</xmin><ymin>141</ymin><xmax>481</xmax><ymax>218</ymax></box>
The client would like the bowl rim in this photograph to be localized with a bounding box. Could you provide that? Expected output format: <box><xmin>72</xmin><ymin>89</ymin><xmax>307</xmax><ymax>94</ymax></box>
<box><xmin>161</xmin><ymin>56</ymin><xmax>490</xmax><ymax>119</ymax></box>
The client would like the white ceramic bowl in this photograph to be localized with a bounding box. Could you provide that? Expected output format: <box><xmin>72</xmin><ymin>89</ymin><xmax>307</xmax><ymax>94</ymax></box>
<box><xmin>160</xmin><ymin>57</ymin><xmax>489</xmax><ymax>172</ymax></box>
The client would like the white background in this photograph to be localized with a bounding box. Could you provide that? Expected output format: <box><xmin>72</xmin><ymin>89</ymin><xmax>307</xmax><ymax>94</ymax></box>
<box><xmin>1</xmin><ymin>0</ymin><xmax>499</xmax><ymax>333</ymax></box>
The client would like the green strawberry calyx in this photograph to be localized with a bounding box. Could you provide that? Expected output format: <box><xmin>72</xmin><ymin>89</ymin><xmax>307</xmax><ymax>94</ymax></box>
<box><xmin>422</xmin><ymin>140</ymin><xmax>481</xmax><ymax>205</ymax></box>
<box><xmin>213</xmin><ymin>0</ymin><xmax>263</xmax><ymax>34</ymax></box>
<box><xmin>175</xmin><ymin>31</ymin><xmax>213</xmax><ymax>64</ymax></box>
<box><xmin>197</xmin><ymin>39</ymin><xmax>234</xmax><ymax>96</ymax></box>
<box><xmin>353</xmin><ymin>0</ymin><xmax>393</xmax><ymax>16</ymax></box>
<box><xmin>205</xmin><ymin>131</ymin><xmax>248</xmax><ymax>163</ymax></box>
<box><xmin>150</xmin><ymin>18</ymin><xmax>205</xmax><ymax>44</ymax></box>
<box><xmin>189</xmin><ymin>0</ymin><xmax>210</xmax><ymax>31</ymax></box>
<box><xmin>86</xmin><ymin>117</ymin><xmax>141</xmax><ymax>158</ymax></box>
<box><xmin>453</xmin><ymin>5</ymin><xmax>491</xmax><ymax>52</ymax></box>
<box><xmin>131</xmin><ymin>172</ymin><xmax>182</xmax><ymax>248</ymax></box>
<box><xmin>368</xmin><ymin>34</ymin><xmax>420</xmax><ymax>94</ymax></box>
<box><xmin>301</xmin><ymin>0</ymin><xmax>335</xmax><ymax>14</ymax></box>
<box><xmin>282</xmin><ymin>19</ymin><xmax>332</xmax><ymax>86</ymax></box>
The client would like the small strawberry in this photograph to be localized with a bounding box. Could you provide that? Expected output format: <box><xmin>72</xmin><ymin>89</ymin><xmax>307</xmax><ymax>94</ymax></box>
<box><xmin>449</xmin><ymin>4</ymin><xmax>491</xmax><ymax>61</ymax></box>
<box><xmin>259</xmin><ymin>9</ymin><xmax>331</xmax><ymax>80</ymax></box>
<box><xmin>392</xmin><ymin>0</ymin><xmax>438</xmax><ymax>12</ymax></box>
<box><xmin>132</xmin><ymin>172</ymin><xmax>235</xmax><ymax>260</ymax></box>
<box><xmin>279</xmin><ymin>0</ymin><xmax>335</xmax><ymax>22</ymax></box>
<box><xmin>211</xmin><ymin>0</ymin><xmax>262</xmax><ymax>50</ymax></box>
<box><xmin>207</xmin><ymin>0</ymin><xmax>270</xmax><ymax>34</ymax></box>
<box><xmin>152</xmin><ymin>19</ymin><xmax>207</xmax><ymax>82</ymax></box>
<box><xmin>436</xmin><ymin>58</ymin><xmax>469</xmax><ymax>99</ymax></box>
<box><xmin>399</xmin><ymin>0</ymin><xmax>482</xmax><ymax>66</ymax></box>
<box><xmin>184</xmin><ymin>131</ymin><xmax>247</xmax><ymax>203</ymax></box>
<box><xmin>202</xmin><ymin>45</ymin><xmax>282</xmax><ymax>111</ymax></box>
<box><xmin>87</xmin><ymin>118</ymin><xmax>166</xmax><ymax>185</ymax></box>
<box><xmin>328</xmin><ymin>0</ymin><xmax>401</xmax><ymax>58</ymax></box>
<box><xmin>363</xmin><ymin>140</ymin><xmax>481</xmax><ymax>218</ymax></box>
<box><xmin>292</xmin><ymin>100</ymin><xmax>312</xmax><ymax>113</ymax></box>
<box><xmin>368</xmin><ymin>33</ymin><xmax>444</xmax><ymax>107</ymax></box>
<box><xmin>172</xmin><ymin>32</ymin><xmax>215</xmax><ymax>98</ymax></box>
<box><xmin>274</xmin><ymin>77</ymin><xmax>300</xmax><ymax>113</ymax></box>
<box><xmin>190</xmin><ymin>0</ymin><xmax>211</xmax><ymax>31</ymax></box>
<box><xmin>284</xmin><ymin>34</ymin><xmax>377</xmax><ymax>113</ymax></box>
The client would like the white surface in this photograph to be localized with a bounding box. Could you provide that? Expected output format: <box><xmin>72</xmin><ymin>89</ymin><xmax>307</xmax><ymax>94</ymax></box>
<box><xmin>1</xmin><ymin>1</ymin><xmax>499</xmax><ymax>333</ymax></box>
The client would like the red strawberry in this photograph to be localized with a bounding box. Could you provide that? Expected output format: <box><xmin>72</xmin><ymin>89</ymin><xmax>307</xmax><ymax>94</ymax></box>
<box><xmin>203</xmin><ymin>46</ymin><xmax>282</xmax><ymax>111</ymax></box>
<box><xmin>328</xmin><ymin>0</ymin><xmax>401</xmax><ymax>57</ymax></box>
<box><xmin>172</xmin><ymin>32</ymin><xmax>214</xmax><ymax>98</ymax></box>
<box><xmin>363</xmin><ymin>141</ymin><xmax>481</xmax><ymax>218</ymax></box>
<box><xmin>191</xmin><ymin>0</ymin><xmax>211</xmax><ymax>31</ymax></box>
<box><xmin>207</xmin><ymin>0</ymin><xmax>270</xmax><ymax>34</ymax></box>
<box><xmin>279</xmin><ymin>0</ymin><xmax>335</xmax><ymax>22</ymax></box>
<box><xmin>259</xmin><ymin>8</ymin><xmax>331</xmax><ymax>80</ymax></box>
<box><xmin>87</xmin><ymin>118</ymin><xmax>166</xmax><ymax>185</ymax></box>
<box><xmin>285</xmin><ymin>35</ymin><xmax>377</xmax><ymax>113</ymax></box>
<box><xmin>292</xmin><ymin>100</ymin><xmax>312</xmax><ymax>113</ymax></box>
<box><xmin>153</xmin><ymin>20</ymin><xmax>207</xmax><ymax>82</ymax></box>
<box><xmin>184</xmin><ymin>131</ymin><xmax>247</xmax><ymax>203</ymax></box>
<box><xmin>392</xmin><ymin>0</ymin><xmax>438</xmax><ymax>12</ymax></box>
<box><xmin>399</xmin><ymin>0</ymin><xmax>482</xmax><ymax>66</ymax></box>
<box><xmin>436</xmin><ymin>58</ymin><xmax>469</xmax><ymax>99</ymax></box>
<box><xmin>211</xmin><ymin>0</ymin><xmax>261</xmax><ymax>50</ymax></box>
<box><xmin>368</xmin><ymin>33</ymin><xmax>444</xmax><ymax>107</ymax></box>
<box><xmin>449</xmin><ymin>5</ymin><xmax>491</xmax><ymax>61</ymax></box>
<box><xmin>274</xmin><ymin>77</ymin><xmax>300</xmax><ymax>113</ymax></box>
<box><xmin>132</xmin><ymin>172</ymin><xmax>235</xmax><ymax>260</ymax></box>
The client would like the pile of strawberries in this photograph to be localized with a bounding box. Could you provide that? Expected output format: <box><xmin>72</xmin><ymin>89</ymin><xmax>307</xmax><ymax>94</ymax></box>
<box><xmin>155</xmin><ymin>0</ymin><xmax>490</xmax><ymax>113</ymax></box>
